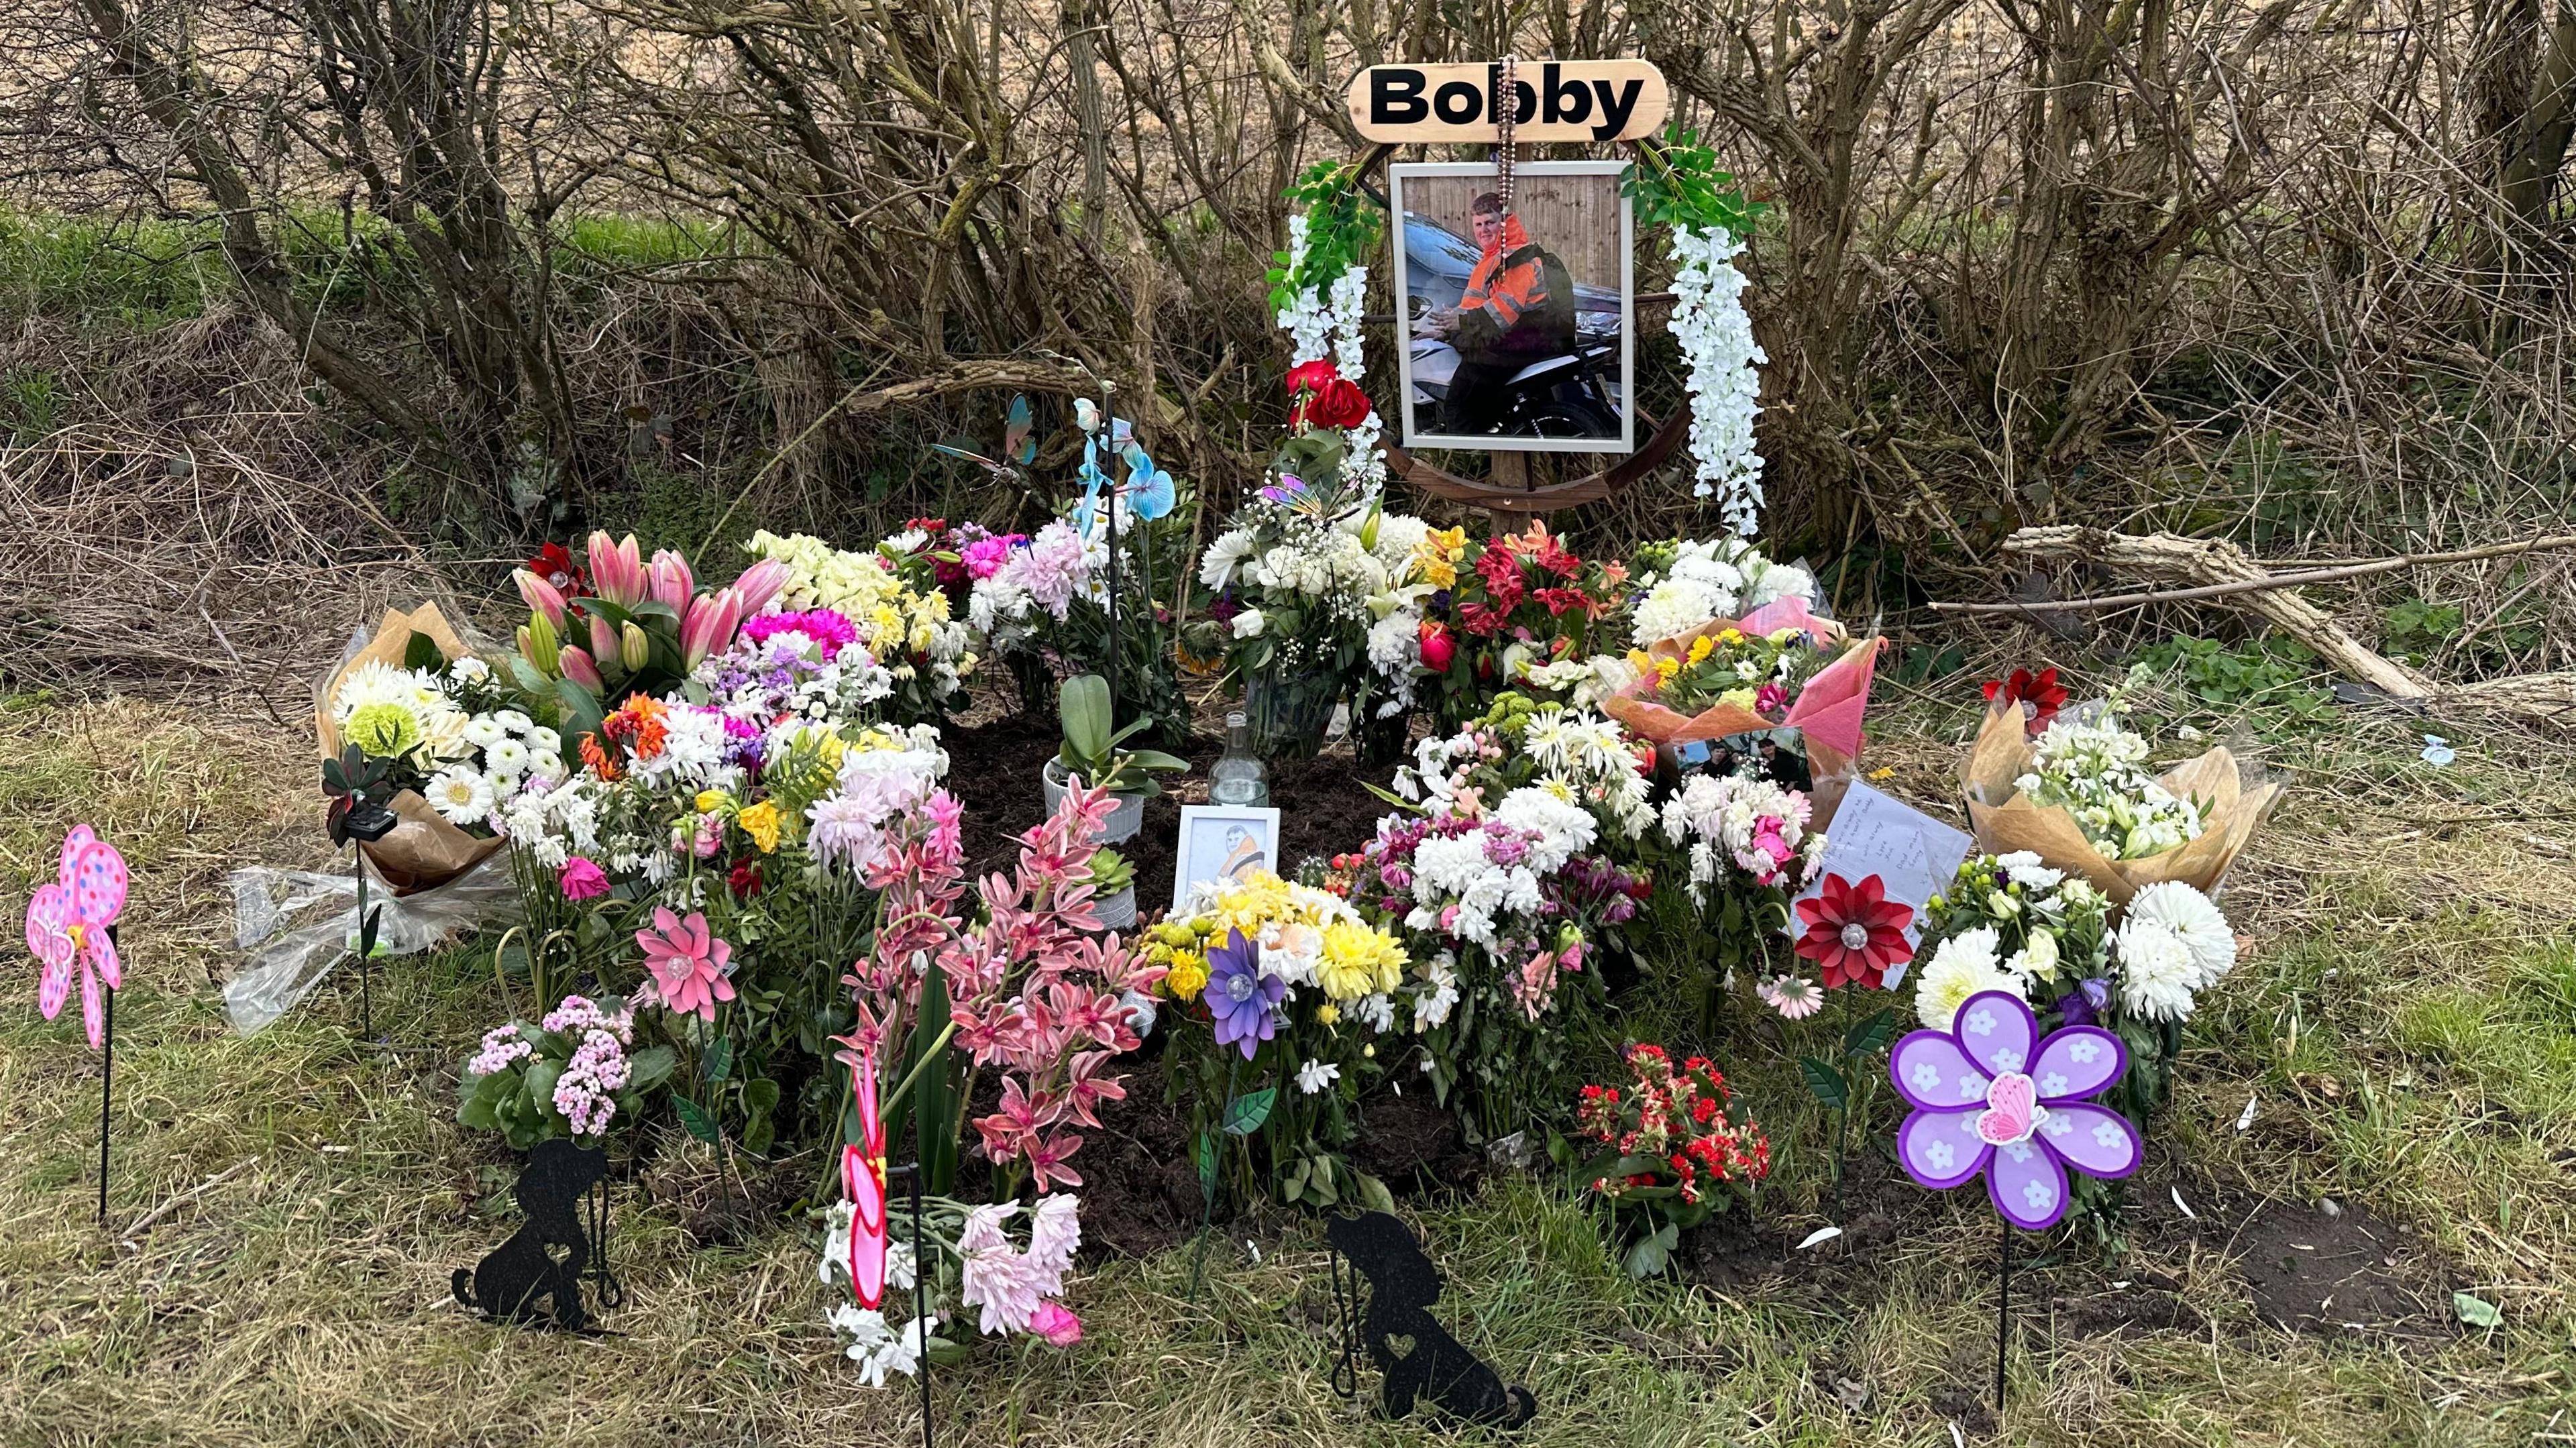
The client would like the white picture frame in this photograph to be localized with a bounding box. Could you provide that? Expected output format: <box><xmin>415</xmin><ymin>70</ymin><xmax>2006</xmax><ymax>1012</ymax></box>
<box><xmin>1172</xmin><ymin>805</ymin><xmax>1283</xmax><ymax>911</ymax></box>
<box><xmin>1388</xmin><ymin>160</ymin><xmax>1635</xmax><ymax>453</ymax></box>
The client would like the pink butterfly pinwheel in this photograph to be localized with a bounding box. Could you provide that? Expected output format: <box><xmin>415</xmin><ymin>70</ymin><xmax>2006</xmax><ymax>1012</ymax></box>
<box><xmin>1889</xmin><ymin>989</ymin><xmax>2141</xmax><ymax>1231</ymax></box>
<box><xmin>839</xmin><ymin>1044</ymin><xmax>890</xmax><ymax>1309</ymax></box>
<box><xmin>25</xmin><ymin>825</ymin><xmax>129</xmax><ymax>1048</ymax></box>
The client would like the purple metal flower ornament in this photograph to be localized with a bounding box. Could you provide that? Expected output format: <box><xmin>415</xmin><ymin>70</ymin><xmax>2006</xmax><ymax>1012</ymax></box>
<box><xmin>1889</xmin><ymin>990</ymin><xmax>2141</xmax><ymax>1230</ymax></box>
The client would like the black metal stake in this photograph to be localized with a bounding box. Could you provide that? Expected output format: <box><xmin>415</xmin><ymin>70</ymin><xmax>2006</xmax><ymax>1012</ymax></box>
<box><xmin>1994</xmin><ymin>1215</ymin><xmax>2011</xmax><ymax>1413</ymax></box>
<box><xmin>354</xmin><ymin>862</ymin><xmax>372</xmax><ymax>1040</ymax></box>
<box><xmin>1102</xmin><ymin>379</ymin><xmax>1120</xmax><ymax>718</ymax></box>
<box><xmin>894</xmin><ymin>1160</ymin><xmax>932</xmax><ymax>1448</ymax></box>
<box><xmin>98</xmin><ymin>972</ymin><xmax>114</xmax><ymax>1227</ymax></box>
<box><xmin>1328</xmin><ymin>1239</ymin><xmax>1361</xmax><ymax>1400</ymax></box>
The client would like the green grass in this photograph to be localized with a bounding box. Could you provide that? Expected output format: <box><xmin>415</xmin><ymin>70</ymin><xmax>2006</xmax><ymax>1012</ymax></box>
<box><xmin>2</xmin><ymin>693</ymin><xmax>2570</xmax><ymax>1445</ymax></box>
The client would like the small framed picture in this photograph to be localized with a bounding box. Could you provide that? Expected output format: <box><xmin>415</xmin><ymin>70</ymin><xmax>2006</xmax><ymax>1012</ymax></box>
<box><xmin>1173</xmin><ymin>805</ymin><xmax>1283</xmax><ymax>911</ymax></box>
<box><xmin>1388</xmin><ymin>160</ymin><xmax>1635</xmax><ymax>452</ymax></box>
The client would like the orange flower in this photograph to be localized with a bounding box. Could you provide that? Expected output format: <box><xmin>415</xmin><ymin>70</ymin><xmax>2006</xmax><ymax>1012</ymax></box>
<box><xmin>578</xmin><ymin>731</ymin><xmax>621</xmax><ymax>781</ymax></box>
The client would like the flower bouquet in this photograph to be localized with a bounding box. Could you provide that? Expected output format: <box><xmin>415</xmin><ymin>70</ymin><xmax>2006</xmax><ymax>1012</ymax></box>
<box><xmin>1143</xmin><ymin>868</ymin><xmax>1413</xmax><ymax>1208</ymax></box>
<box><xmin>738</xmin><ymin>529</ymin><xmax>978</xmax><ymax>725</ymax></box>
<box><xmin>1620</xmin><ymin>535</ymin><xmax>1817</xmax><ymax>649</ymax></box>
<box><xmin>1396</xmin><ymin>521</ymin><xmax>1631</xmax><ymax>730</ymax></box>
<box><xmin>1343</xmin><ymin>694</ymin><xmax>1656</xmax><ymax>1141</ymax></box>
<box><xmin>1573</xmin><ymin>1044</ymin><xmax>1770</xmax><ymax>1277</ymax></box>
<box><xmin>1189</xmin><ymin>469</ymin><xmax>1401</xmax><ymax>757</ymax></box>
<box><xmin>510</xmin><ymin>531</ymin><xmax>783</xmax><ymax>748</ymax></box>
<box><xmin>1602</xmin><ymin>600</ymin><xmax>1883</xmax><ymax>833</ymax></box>
<box><xmin>1961</xmin><ymin>693</ymin><xmax>2279</xmax><ymax>903</ymax></box>
<box><xmin>316</xmin><ymin>603</ymin><xmax>561</xmax><ymax>891</ymax></box>
<box><xmin>1909</xmin><ymin>850</ymin><xmax>2239</xmax><ymax>1221</ymax></box>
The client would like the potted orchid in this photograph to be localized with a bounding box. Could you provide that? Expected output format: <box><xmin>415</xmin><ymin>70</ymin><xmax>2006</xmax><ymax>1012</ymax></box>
<box><xmin>1043</xmin><ymin>673</ymin><xmax>1187</xmax><ymax>845</ymax></box>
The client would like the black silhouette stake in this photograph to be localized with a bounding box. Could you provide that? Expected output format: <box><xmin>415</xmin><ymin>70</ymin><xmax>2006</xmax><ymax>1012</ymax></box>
<box><xmin>1324</xmin><ymin>1211</ymin><xmax>1537</xmax><ymax>1429</ymax></box>
<box><xmin>97</xmin><ymin>925</ymin><xmax>115</xmax><ymax>1227</ymax></box>
<box><xmin>453</xmin><ymin>1137</ymin><xmax>611</xmax><ymax>1331</ymax></box>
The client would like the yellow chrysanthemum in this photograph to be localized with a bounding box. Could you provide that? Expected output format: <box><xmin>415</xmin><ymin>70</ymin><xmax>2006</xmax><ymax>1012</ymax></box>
<box><xmin>1317</xmin><ymin>919</ymin><xmax>1406</xmax><ymax>1000</ymax></box>
<box><xmin>1655</xmin><ymin>657</ymin><xmax>1682</xmax><ymax>684</ymax></box>
<box><xmin>737</xmin><ymin>800</ymin><xmax>783</xmax><ymax>852</ymax></box>
<box><xmin>1717</xmin><ymin>628</ymin><xmax>1744</xmax><ymax>646</ymax></box>
<box><xmin>1316</xmin><ymin>1002</ymin><xmax>1341</xmax><ymax>1025</ymax></box>
<box><xmin>1686</xmin><ymin>635</ymin><xmax>1715</xmax><ymax>665</ymax></box>
<box><xmin>343</xmin><ymin>702</ymin><xmax>422</xmax><ymax>760</ymax></box>
<box><xmin>1163</xmin><ymin>950</ymin><xmax>1208</xmax><ymax>1001</ymax></box>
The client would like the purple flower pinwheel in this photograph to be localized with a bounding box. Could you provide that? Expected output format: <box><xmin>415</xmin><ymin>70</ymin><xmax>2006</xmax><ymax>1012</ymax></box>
<box><xmin>1889</xmin><ymin>990</ymin><xmax>2142</xmax><ymax>1231</ymax></box>
<box><xmin>1203</xmin><ymin>927</ymin><xmax>1285</xmax><ymax>1061</ymax></box>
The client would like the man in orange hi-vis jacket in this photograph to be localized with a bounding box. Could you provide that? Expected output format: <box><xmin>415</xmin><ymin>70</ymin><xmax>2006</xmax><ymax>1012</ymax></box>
<box><xmin>1426</xmin><ymin>192</ymin><xmax>1578</xmax><ymax>435</ymax></box>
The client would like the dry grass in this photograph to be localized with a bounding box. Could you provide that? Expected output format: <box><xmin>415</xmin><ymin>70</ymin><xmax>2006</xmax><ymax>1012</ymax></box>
<box><xmin>1</xmin><ymin>671</ymin><xmax>2571</xmax><ymax>1447</ymax></box>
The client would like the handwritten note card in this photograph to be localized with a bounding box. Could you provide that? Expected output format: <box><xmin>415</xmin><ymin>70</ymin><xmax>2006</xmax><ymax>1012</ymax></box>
<box><xmin>1791</xmin><ymin>780</ymin><xmax>1972</xmax><ymax>987</ymax></box>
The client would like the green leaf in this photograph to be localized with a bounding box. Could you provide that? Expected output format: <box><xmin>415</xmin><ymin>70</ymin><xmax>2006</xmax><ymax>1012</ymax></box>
<box><xmin>674</xmin><ymin>1095</ymin><xmax>720</xmax><ymax>1144</ymax></box>
<box><xmin>1801</xmin><ymin>1056</ymin><xmax>1850</xmax><ymax>1111</ymax></box>
<box><xmin>742</xmin><ymin>1109</ymin><xmax>775</xmax><ymax>1156</ymax></box>
<box><xmin>524</xmin><ymin>1060</ymin><xmax>563</xmax><ymax>1124</ymax></box>
<box><xmin>704</xmin><ymin>1036</ymin><xmax>734</xmax><ymax>1083</ymax></box>
<box><xmin>1623</xmin><ymin>1222</ymin><xmax>1677</xmax><ymax>1279</ymax></box>
<box><xmin>402</xmin><ymin>630</ymin><xmax>444</xmax><ymax>671</ymax></box>
<box><xmin>2453</xmin><ymin>1291</ymin><xmax>2504</xmax><ymax>1329</ymax></box>
<box><xmin>508</xmin><ymin>656</ymin><xmax>550</xmax><ymax>695</ymax></box>
<box><xmin>1844</xmin><ymin>1007</ymin><xmax>1897</xmax><ymax>1058</ymax></box>
<box><xmin>1353</xmin><ymin>1170</ymin><xmax>1397</xmax><ymax>1217</ymax></box>
<box><xmin>1195</xmin><ymin>1131</ymin><xmax>1219</xmax><ymax>1190</ymax></box>
<box><xmin>626</xmin><ymin>1046</ymin><xmax>678</xmax><ymax>1093</ymax></box>
<box><xmin>739</xmin><ymin>1076</ymin><xmax>781</xmax><ymax>1115</ymax></box>
<box><xmin>1222</xmin><ymin>1087</ymin><xmax>1275</xmax><ymax>1136</ymax></box>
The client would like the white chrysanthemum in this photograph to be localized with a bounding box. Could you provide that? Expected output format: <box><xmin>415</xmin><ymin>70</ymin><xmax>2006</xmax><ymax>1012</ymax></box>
<box><xmin>1914</xmin><ymin>926</ymin><xmax>2023</xmax><ymax>1030</ymax></box>
<box><xmin>2124</xmin><ymin>881</ymin><xmax>2235</xmax><ymax>987</ymax></box>
<box><xmin>2115</xmin><ymin>917</ymin><xmax>2200</xmax><ymax>1021</ymax></box>
<box><xmin>463</xmin><ymin>715</ymin><xmax>507</xmax><ymax>749</ymax></box>
<box><xmin>425</xmin><ymin>766</ymin><xmax>494</xmax><ymax>826</ymax></box>
<box><xmin>484</xmin><ymin>735</ymin><xmax>531</xmax><ymax>775</ymax></box>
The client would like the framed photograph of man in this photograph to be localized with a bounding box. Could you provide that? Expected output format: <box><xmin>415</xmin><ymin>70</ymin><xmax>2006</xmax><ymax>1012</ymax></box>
<box><xmin>1388</xmin><ymin>160</ymin><xmax>1635</xmax><ymax>453</ymax></box>
<box><xmin>1171</xmin><ymin>805</ymin><xmax>1283</xmax><ymax>911</ymax></box>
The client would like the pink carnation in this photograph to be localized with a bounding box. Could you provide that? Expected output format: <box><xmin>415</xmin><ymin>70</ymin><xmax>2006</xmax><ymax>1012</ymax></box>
<box><xmin>1029</xmin><ymin>1301</ymin><xmax>1082</xmax><ymax>1346</ymax></box>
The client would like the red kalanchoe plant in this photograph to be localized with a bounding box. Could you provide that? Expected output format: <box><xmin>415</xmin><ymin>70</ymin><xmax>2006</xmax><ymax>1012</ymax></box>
<box><xmin>1286</xmin><ymin>359</ymin><xmax>1372</xmax><ymax>430</ymax></box>
<box><xmin>525</xmin><ymin>541</ymin><xmax>588</xmax><ymax>598</ymax></box>
<box><xmin>1982</xmin><ymin>666</ymin><xmax>2070</xmax><ymax>734</ymax></box>
<box><xmin>1576</xmin><ymin>1045</ymin><xmax>1769</xmax><ymax>1271</ymax></box>
<box><xmin>1793</xmin><ymin>872</ymin><xmax>1916</xmax><ymax>989</ymax></box>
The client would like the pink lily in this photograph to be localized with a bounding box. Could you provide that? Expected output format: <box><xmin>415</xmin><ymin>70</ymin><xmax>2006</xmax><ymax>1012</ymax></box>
<box><xmin>588</xmin><ymin>612</ymin><xmax>621</xmax><ymax>668</ymax></box>
<box><xmin>681</xmin><ymin>586</ymin><xmax>744</xmax><ymax>669</ymax></box>
<box><xmin>586</xmin><ymin>531</ymin><xmax>647</xmax><ymax>608</ymax></box>
<box><xmin>647</xmin><ymin>549</ymin><xmax>694</xmax><ymax>610</ymax></box>
<box><xmin>731</xmin><ymin>557</ymin><xmax>788</xmax><ymax>616</ymax></box>
<box><xmin>557</xmin><ymin>644</ymin><xmax>605</xmax><ymax>693</ymax></box>
<box><xmin>513</xmin><ymin>568</ymin><xmax>568</xmax><ymax>629</ymax></box>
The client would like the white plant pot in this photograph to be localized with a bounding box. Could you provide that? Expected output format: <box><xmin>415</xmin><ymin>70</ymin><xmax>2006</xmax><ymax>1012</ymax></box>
<box><xmin>1041</xmin><ymin>758</ymin><xmax>1144</xmax><ymax>844</ymax></box>
<box><xmin>1094</xmin><ymin>886</ymin><xmax>1138</xmax><ymax>930</ymax></box>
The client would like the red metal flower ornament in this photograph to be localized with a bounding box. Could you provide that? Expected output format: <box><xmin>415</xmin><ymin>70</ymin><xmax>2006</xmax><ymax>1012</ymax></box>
<box><xmin>524</xmin><ymin>541</ymin><xmax>590</xmax><ymax>599</ymax></box>
<box><xmin>1794</xmin><ymin>872</ymin><xmax>1916</xmax><ymax>990</ymax></box>
<box><xmin>1982</xmin><ymin>667</ymin><xmax>2070</xmax><ymax>734</ymax></box>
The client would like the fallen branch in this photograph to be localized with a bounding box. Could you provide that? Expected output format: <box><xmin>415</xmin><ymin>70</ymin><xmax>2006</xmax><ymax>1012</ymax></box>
<box><xmin>1931</xmin><ymin>534</ymin><xmax>2576</xmax><ymax>616</ymax></box>
<box><xmin>1980</xmin><ymin>527</ymin><xmax>2576</xmax><ymax>733</ymax></box>
<box><xmin>123</xmin><ymin>1156</ymin><xmax>259</xmax><ymax>1239</ymax></box>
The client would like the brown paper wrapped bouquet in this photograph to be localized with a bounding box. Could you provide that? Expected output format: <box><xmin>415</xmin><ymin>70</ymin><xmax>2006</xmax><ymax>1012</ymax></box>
<box><xmin>315</xmin><ymin>604</ymin><xmax>515</xmax><ymax>893</ymax></box>
<box><xmin>1960</xmin><ymin>700</ymin><xmax>2279</xmax><ymax>905</ymax></box>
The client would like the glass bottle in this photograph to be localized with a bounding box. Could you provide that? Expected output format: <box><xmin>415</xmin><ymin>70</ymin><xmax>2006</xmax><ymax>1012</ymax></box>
<box><xmin>1208</xmin><ymin>711</ymin><xmax>1270</xmax><ymax>807</ymax></box>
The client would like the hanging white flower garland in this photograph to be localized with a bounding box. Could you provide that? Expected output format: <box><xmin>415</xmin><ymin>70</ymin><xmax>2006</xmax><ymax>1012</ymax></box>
<box><xmin>1667</xmin><ymin>224</ymin><xmax>1768</xmax><ymax>536</ymax></box>
<box><xmin>1277</xmin><ymin>213</ymin><xmax>1387</xmax><ymax>498</ymax></box>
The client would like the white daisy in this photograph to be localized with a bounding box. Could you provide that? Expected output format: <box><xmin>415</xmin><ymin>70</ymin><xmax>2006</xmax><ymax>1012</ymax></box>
<box><xmin>425</xmin><ymin>766</ymin><xmax>494</xmax><ymax>826</ymax></box>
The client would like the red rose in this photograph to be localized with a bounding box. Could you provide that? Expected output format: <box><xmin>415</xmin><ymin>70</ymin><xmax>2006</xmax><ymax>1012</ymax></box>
<box><xmin>728</xmin><ymin>860</ymin><xmax>763</xmax><ymax>899</ymax></box>
<box><xmin>1287</xmin><ymin>362</ymin><xmax>1372</xmax><ymax>430</ymax></box>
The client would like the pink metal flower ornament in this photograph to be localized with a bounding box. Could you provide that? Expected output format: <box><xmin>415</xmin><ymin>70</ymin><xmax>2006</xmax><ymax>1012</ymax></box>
<box><xmin>25</xmin><ymin>825</ymin><xmax>128</xmax><ymax>1048</ymax></box>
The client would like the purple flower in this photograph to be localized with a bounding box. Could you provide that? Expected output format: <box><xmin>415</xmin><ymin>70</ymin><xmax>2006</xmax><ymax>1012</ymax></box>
<box><xmin>1203</xmin><ymin>928</ymin><xmax>1284</xmax><ymax>1061</ymax></box>
<box><xmin>2055</xmin><ymin>977</ymin><xmax>2112</xmax><ymax>1028</ymax></box>
<box><xmin>1889</xmin><ymin>989</ymin><xmax>2141</xmax><ymax>1231</ymax></box>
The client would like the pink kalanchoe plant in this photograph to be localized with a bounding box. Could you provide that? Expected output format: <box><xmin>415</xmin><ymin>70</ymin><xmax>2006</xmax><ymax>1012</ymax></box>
<box><xmin>636</xmin><ymin>907</ymin><xmax>737</xmax><ymax>1021</ymax></box>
